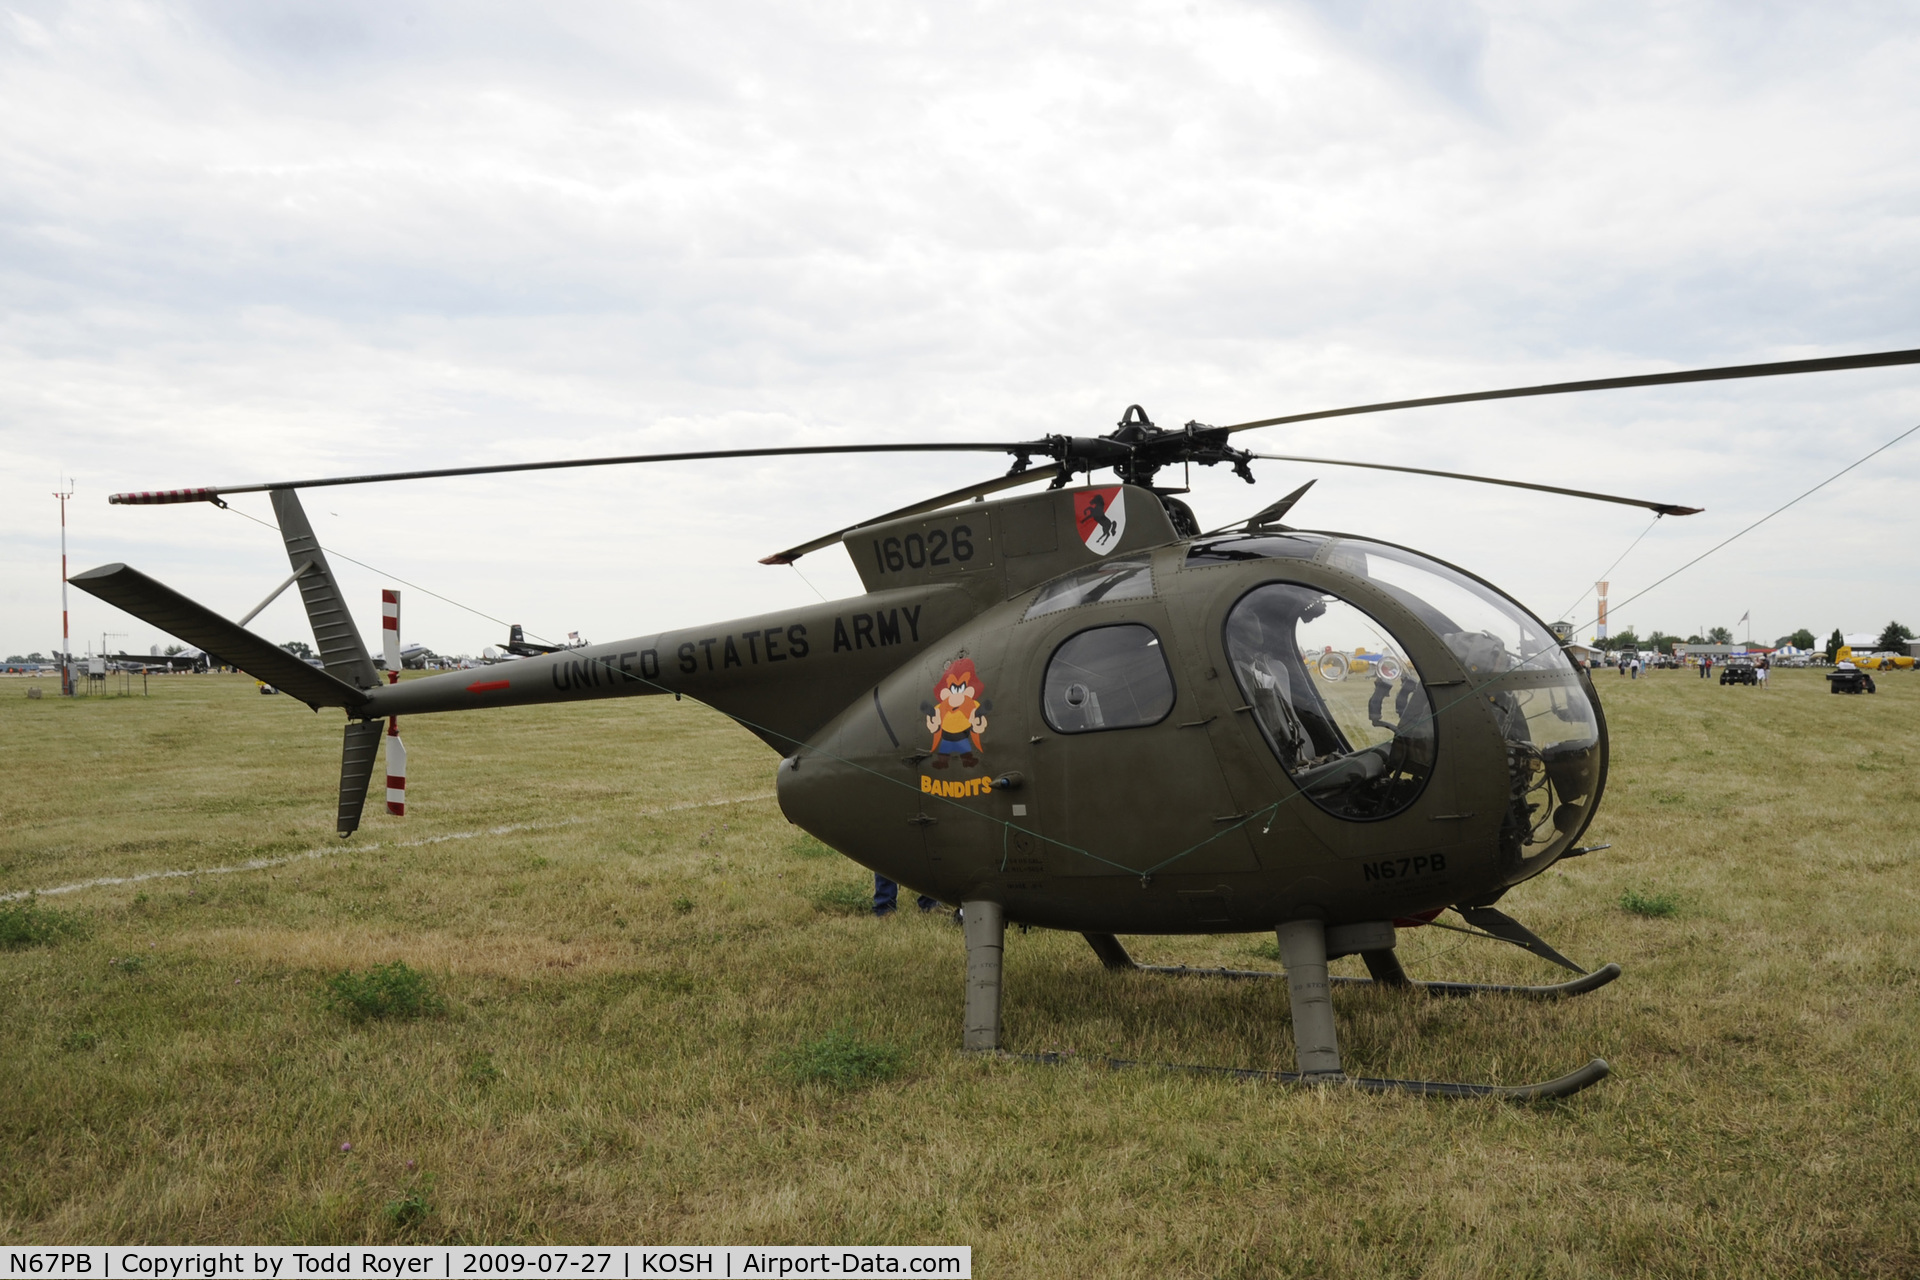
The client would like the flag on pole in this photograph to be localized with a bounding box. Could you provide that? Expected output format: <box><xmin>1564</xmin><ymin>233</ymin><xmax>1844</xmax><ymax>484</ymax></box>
<box><xmin>1738</xmin><ymin>610</ymin><xmax>1750</xmax><ymax>624</ymax></box>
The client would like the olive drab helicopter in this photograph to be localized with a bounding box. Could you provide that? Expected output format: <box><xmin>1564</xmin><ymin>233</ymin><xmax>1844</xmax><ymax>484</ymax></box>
<box><xmin>75</xmin><ymin>346</ymin><xmax>1920</xmax><ymax>1100</ymax></box>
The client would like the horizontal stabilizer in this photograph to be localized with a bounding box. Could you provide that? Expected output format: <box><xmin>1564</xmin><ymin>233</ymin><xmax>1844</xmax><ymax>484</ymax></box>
<box><xmin>68</xmin><ymin>563</ymin><xmax>372</xmax><ymax>712</ymax></box>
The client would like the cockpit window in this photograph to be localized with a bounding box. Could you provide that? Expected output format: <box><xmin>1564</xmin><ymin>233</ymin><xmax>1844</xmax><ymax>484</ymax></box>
<box><xmin>1223</xmin><ymin>583</ymin><xmax>1434</xmax><ymax>821</ymax></box>
<box><xmin>1042</xmin><ymin>624</ymin><xmax>1175</xmax><ymax>733</ymax></box>
<box><xmin>1320</xmin><ymin>540</ymin><xmax>1571</xmax><ymax>680</ymax></box>
<box><xmin>1025</xmin><ymin>554</ymin><xmax>1153</xmax><ymax>620</ymax></box>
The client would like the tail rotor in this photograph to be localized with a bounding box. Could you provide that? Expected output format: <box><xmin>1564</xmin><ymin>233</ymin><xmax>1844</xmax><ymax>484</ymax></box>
<box><xmin>382</xmin><ymin>589</ymin><xmax>407</xmax><ymax>817</ymax></box>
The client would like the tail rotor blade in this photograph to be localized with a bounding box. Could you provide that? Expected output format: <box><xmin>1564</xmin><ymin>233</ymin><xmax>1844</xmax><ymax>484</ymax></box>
<box><xmin>381</xmin><ymin>590</ymin><xmax>405</xmax><ymax>816</ymax></box>
<box><xmin>385</xmin><ymin>719</ymin><xmax>406</xmax><ymax>817</ymax></box>
<box><xmin>382</xmin><ymin>590</ymin><xmax>401</xmax><ymax>676</ymax></box>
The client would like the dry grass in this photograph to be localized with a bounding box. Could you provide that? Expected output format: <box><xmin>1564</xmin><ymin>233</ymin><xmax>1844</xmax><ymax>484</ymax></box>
<box><xmin>2</xmin><ymin>669</ymin><xmax>1918</xmax><ymax>1275</ymax></box>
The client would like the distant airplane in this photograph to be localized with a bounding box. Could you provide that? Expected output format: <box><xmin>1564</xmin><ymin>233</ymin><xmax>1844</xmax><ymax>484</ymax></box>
<box><xmin>107</xmin><ymin>650</ymin><xmax>208</xmax><ymax>672</ymax></box>
<box><xmin>115</xmin><ymin>641</ymin><xmax>450</xmax><ymax>674</ymax></box>
<box><xmin>1310</xmin><ymin>645</ymin><xmax>1405</xmax><ymax>682</ymax></box>
<box><xmin>503</xmin><ymin>624</ymin><xmax>585</xmax><ymax>657</ymax></box>
<box><xmin>1835</xmin><ymin>645</ymin><xmax>1915</xmax><ymax>671</ymax></box>
<box><xmin>477</xmin><ymin>626</ymin><xmax>587</xmax><ymax>665</ymax></box>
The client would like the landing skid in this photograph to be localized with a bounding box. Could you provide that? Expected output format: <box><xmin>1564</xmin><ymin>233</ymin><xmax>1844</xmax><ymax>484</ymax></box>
<box><xmin>1083</xmin><ymin>934</ymin><xmax>1623</xmax><ymax>1001</ymax></box>
<box><xmin>1013</xmin><ymin>1051</ymin><xmax>1613</xmax><ymax>1101</ymax></box>
<box><xmin>1333</xmin><ymin>963</ymin><xmax>1623</xmax><ymax>1000</ymax></box>
<box><xmin>1062</xmin><ymin>926</ymin><xmax>1618</xmax><ymax>1100</ymax></box>
<box><xmin>1106</xmin><ymin>954</ymin><xmax>1623</xmax><ymax>1001</ymax></box>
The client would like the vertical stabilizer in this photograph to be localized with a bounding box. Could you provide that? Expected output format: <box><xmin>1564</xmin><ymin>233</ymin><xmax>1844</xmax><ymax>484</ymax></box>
<box><xmin>337</xmin><ymin>719</ymin><xmax>383</xmax><ymax>837</ymax></box>
<box><xmin>269</xmin><ymin>489</ymin><xmax>380</xmax><ymax>690</ymax></box>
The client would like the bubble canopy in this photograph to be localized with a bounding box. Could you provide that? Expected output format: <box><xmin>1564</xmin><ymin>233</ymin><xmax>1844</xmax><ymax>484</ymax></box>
<box><xmin>1199</xmin><ymin>533</ymin><xmax>1603</xmax><ymax>868</ymax></box>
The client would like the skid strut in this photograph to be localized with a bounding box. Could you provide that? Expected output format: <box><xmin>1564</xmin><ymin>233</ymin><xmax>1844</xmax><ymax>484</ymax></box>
<box><xmin>963</xmin><ymin>900</ymin><xmax>1006</xmax><ymax>1052</ymax></box>
<box><xmin>1277</xmin><ymin>920</ymin><xmax>1342</xmax><ymax>1080</ymax></box>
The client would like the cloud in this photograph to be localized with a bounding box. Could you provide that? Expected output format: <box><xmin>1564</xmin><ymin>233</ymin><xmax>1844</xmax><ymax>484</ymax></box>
<box><xmin>1288</xmin><ymin>0</ymin><xmax>1492</xmax><ymax>114</ymax></box>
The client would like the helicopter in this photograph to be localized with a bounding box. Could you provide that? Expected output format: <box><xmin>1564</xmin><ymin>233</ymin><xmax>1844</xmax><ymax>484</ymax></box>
<box><xmin>73</xmin><ymin>345</ymin><xmax>1920</xmax><ymax>1100</ymax></box>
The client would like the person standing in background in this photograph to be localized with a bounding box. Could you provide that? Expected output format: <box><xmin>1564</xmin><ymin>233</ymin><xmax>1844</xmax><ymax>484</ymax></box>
<box><xmin>873</xmin><ymin>873</ymin><xmax>938</xmax><ymax>917</ymax></box>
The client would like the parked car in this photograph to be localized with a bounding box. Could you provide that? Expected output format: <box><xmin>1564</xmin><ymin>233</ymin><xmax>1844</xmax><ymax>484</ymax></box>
<box><xmin>1720</xmin><ymin>658</ymin><xmax>1758</xmax><ymax>686</ymax></box>
<box><xmin>1827</xmin><ymin>662</ymin><xmax>1877</xmax><ymax>694</ymax></box>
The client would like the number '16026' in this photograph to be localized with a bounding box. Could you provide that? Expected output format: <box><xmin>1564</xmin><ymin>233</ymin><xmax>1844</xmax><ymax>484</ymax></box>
<box><xmin>872</xmin><ymin>525</ymin><xmax>974</xmax><ymax>573</ymax></box>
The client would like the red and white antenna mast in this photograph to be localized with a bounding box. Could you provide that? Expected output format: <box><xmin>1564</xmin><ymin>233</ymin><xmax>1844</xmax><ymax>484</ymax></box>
<box><xmin>54</xmin><ymin>480</ymin><xmax>73</xmax><ymax>696</ymax></box>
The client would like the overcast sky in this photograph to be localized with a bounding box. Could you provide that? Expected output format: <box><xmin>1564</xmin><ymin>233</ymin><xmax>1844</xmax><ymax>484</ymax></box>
<box><xmin>4</xmin><ymin>0</ymin><xmax>1918</xmax><ymax>663</ymax></box>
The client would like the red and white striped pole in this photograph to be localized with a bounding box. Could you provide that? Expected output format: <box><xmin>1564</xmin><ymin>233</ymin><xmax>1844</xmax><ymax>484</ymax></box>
<box><xmin>381</xmin><ymin>589</ymin><xmax>406</xmax><ymax>816</ymax></box>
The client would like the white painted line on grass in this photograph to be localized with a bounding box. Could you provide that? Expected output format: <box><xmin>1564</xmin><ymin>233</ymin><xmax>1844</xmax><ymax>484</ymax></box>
<box><xmin>1</xmin><ymin>792</ymin><xmax>777</xmax><ymax>902</ymax></box>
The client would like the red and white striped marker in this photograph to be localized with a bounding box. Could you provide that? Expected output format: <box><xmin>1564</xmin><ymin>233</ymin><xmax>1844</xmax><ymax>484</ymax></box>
<box><xmin>382</xmin><ymin>589</ymin><xmax>406</xmax><ymax>816</ymax></box>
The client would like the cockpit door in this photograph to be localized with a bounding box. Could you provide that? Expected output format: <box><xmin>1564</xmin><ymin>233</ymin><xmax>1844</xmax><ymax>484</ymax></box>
<box><xmin>1021</xmin><ymin>603</ymin><xmax>1258</xmax><ymax>879</ymax></box>
<box><xmin>1206</xmin><ymin>578</ymin><xmax>1467</xmax><ymax>871</ymax></box>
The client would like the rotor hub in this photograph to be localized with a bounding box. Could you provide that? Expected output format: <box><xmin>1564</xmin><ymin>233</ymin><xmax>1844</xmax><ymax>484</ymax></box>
<box><xmin>1029</xmin><ymin>407</ymin><xmax>1258</xmax><ymax>490</ymax></box>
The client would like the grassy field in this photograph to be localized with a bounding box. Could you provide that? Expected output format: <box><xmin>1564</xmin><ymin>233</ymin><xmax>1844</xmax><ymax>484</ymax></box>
<box><xmin>2</xmin><ymin>667</ymin><xmax>1917</xmax><ymax>1276</ymax></box>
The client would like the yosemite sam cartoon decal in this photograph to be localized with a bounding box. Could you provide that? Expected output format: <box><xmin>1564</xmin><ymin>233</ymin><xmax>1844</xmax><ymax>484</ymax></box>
<box><xmin>924</xmin><ymin>657</ymin><xmax>990</xmax><ymax>769</ymax></box>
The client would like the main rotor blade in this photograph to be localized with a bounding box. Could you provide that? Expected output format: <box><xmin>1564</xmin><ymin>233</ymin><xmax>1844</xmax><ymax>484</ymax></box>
<box><xmin>1222</xmin><ymin>346</ymin><xmax>1920</xmax><ymax>434</ymax></box>
<box><xmin>108</xmin><ymin>441</ymin><xmax>1036</xmax><ymax>504</ymax></box>
<box><xmin>1246</xmin><ymin>453</ymin><xmax>1702</xmax><ymax>516</ymax></box>
<box><xmin>761</xmin><ymin>464</ymin><xmax>1065</xmax><ymax>565</ymax></box>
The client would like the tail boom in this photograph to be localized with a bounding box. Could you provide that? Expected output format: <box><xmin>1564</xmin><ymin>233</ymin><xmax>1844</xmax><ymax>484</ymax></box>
<box><xmin>362</xmin><ymin>585</ymin><xmax>976</xmax><ymax>752</ymax></box>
